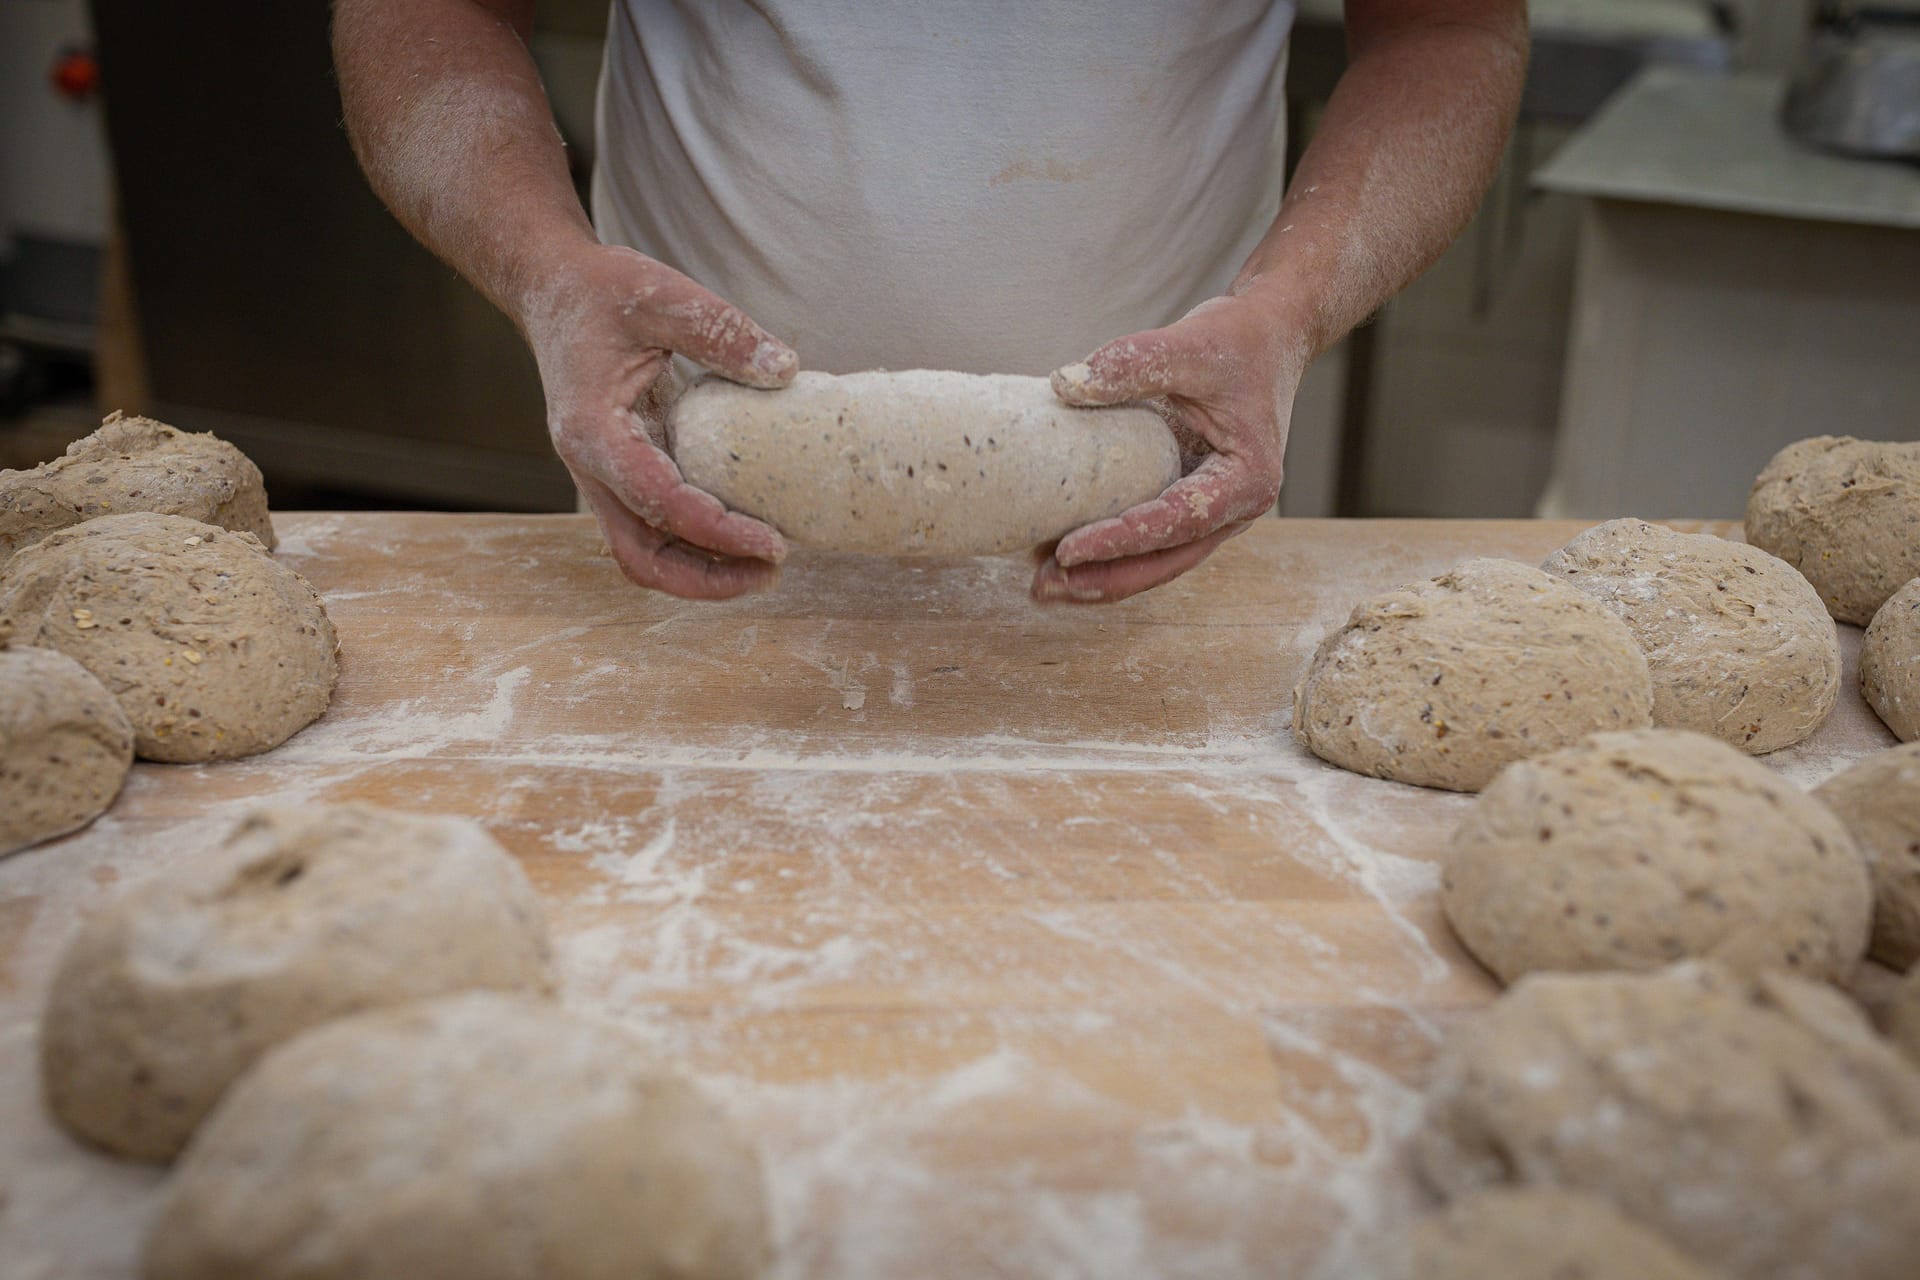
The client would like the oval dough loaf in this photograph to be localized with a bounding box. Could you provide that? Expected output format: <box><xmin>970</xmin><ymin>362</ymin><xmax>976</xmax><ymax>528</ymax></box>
<box><xmin>0</xmin><ymin>641</ymin><xmax>134</xmax><ymax>855</ymax></box>
<box><xmin>146</xmin><ymin>993</ymin><xmax>770</xmax><ymax>1280</ymax></box>
<box><xmin>1860</xmin><ymin>576</ymin><xmax>1920</xmax><ymax>741</ymax></box>
<box><xmin>1373</xmin><ymin>1189</ymin><xmax>1713</xmax><ymax>1280</ymax></box>
<box><xmin>1745</xmin><ymin>436</ymin><xmax>1920</xmax><ymax>625</ymax></box>
<box><xmin>1814</xmin><ymin>741</ymin><xmax>1920</xmax><ymax>968</ymax></box>
<box><xmin>1418</xmin><ymin>963</ymin><xmax>1920</xmax><ymax>1280</ymax></box>
<box><xmin>41</xmin><ymin>805</ymin><xmax>552</xmax><ymax>1161</ymax></box>
<box><xmin>1291</xmin><ymin>558</ymin><xmax>1654</xmax><ymax>792</ymax></box>
<box><xmin>0</xmin><ymin>412</ymin><xmax>273</xmax><ymax>566</ymax></box>
<box><xmin>1542</xmin><ymin>518</ymin><xmax>1839</xmax><ymax>752</ymax></box>
<box><xmin>0</xmin><ymin>512</ymin><xmax>335</xmax><ymax>761</ymax></box>
<box><xmin>670</xmin><ymin>369</ymin><xmax>1181</xmax><ymax>555</ymax></box>
<box><xmin>1443</xmin><ymin>728</ymin><xmax>1870</xmax><ymax>984</ymax></box>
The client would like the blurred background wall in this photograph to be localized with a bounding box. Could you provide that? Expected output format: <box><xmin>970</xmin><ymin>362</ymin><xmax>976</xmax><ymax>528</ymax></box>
<box><xmin>1</xmin><ymin>0</ymin><xmax>1915</xmax><ymax>519</ymax></box>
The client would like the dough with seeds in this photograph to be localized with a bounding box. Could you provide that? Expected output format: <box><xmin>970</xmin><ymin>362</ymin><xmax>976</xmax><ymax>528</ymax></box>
<box><xmin>671</xmin><ymin>369</ymin><xmax>1180</xmax><ymax>554</ymax></box>
<box><xmin>1373</xmin><ymin>1189</ymin><xmax>1714</xmax><ymax>1280</ymax></box>
<box><xmin>0</xmin><ymin>512</ymin><xmax>335</xmax><ymax>761</ymax></box>
<box><xmin>1418</xmin><ymin>963</ymin><xmax>1920</xmax><ymax>1280</ymax></box>
<box><xmin>0</xmin><ymin>640</ymin><xmax>134</xmax><ymax>855</ymax></box>
<box><xmin>1542</xmin><ymin>519</ymin><xmax>1838</xmax><ymax>752</ymax></box>
<box><xmin>1860</xmin><ymin>576</ymin><xmax>1920</xmax><ymax>741</ymax></box>
<box><xmin>1815</xmin><ymin>741</ymin><xmax>1920</xmax><ymax>967</ymax></box>
<box><xmin>1444</xmin><ymin>729</ymin><xmax>1870</xmax><ymax>984</ymax></box>
<box><xmin>0</xmin><ymin>412</ymin><xmax>273</xmax><ymax>566</ymax></box>
<box><xmin>1292</xmin><ymin>558</ymin><xmax>1653</xmax><ymax>791</ymax></box>
<box><xmin>41</xmin><ymin>805</ymin><xmax>552</xmax><ymax>1161</ymax></box>
<box><xmin>1745</xmin><ymin>436</ymin><xmax>1920</xmax><ymax>625</ymax></box>
<box><xmin>147</xmin><ymin>993</ymin><xmax>769</xmax><ymax>1280</ymax></box>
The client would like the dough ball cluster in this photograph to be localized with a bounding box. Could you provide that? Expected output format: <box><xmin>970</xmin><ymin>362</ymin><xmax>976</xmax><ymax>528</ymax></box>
<box><xmin>0</xmin><ymin>640</ymin><xmax>134</xmax><ymax>856</ymax></box>
<box><xmin>145</xmin><ymin>993</ymin><xmax>771</xmax><ymax>1280</ymax></box>
<box><xmin>0</xmin><ymin>412</ymin><xmax>274</xmax><ymax>566</ymax></box>
<box><xmin>1815</xmin><ymin>742</ymin><xmax>1920</xmax><ymax>968</ymax></box>
<box><xmin>1443</xmin><ymin>729</ymin><xmax>1870</xmax><ymax>985</ymax></box>
<box><xmin>0</xmin><ymin>512</ymin><xmax>336</xmax><ymax>762</ymax></box>
<box><xmin>41</xmin><ymin>805</ymin><xmax>553</xmax><ymax>1160</ymax></box>
<box><xmin>1372</xmin><ymin>1189</ymin><xmax>1712</xmax><ymax>1280</ymax></box>
<box><xmin>1292</xmin><ymin>558</ymin><xmax>1653</xmax><ymax>791</ymax></box>
<box><xmin>1860</xmin><ymin>576</ymin><xmax>1920</xmax><ymax>741</ymax></box>
<box><xmin>1745</xmin><ymin>436</ymin><xmax>1920</xmax><ymax>625</ymax></box>
<box><xmin>1541</xmin><ymin>519</ymin><xmax>1838</xmax><ymax>753</ymax></box>
<box><xmin>1418</xmin><ymin>963</ymin><xmax>1920</xmax><ymax>1280</ymax></box>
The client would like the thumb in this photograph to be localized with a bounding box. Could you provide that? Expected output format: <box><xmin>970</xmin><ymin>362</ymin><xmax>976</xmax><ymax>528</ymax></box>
<box><xmin>640</xmin><ymin>269</ymin><xmax>799</xmax><ymax>390</ymax></box>
<box><xmin>1050</xmin><ymin>321</ymin><xmax>1220</xmax><ymax>408</ymax></box>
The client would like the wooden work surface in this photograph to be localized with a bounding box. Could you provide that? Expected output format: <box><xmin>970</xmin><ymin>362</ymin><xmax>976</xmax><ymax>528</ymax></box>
<box><xmin>0</xmin><ymin>515</ymin><xmax>1898</xmax><ymax>1278</ymax></box>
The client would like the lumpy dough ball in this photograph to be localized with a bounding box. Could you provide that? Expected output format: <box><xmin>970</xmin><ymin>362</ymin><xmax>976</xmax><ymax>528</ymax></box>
<box><xmin>0</xmin><ymin>412</ymin><xmax>274</xmax><ymax>566</ymax></box>
<box><xmin>1291</xmin><ymin>558</ymin><xmax>1653</xmax><ymax>792</ymax></box>
<box><xmin>40</xmin><ymin>805</ymin><xmax>552</xmax><ymax>1161</ymax></box>
<box><xmin>1891</xmin><ymin>964</ymin><xmax>1920</xmax><ymax>1070</ymax></box>
<box><xmin>1373</xmin><ymin>1189</ymin><xmax>1714</xmax><ymax>1280</ymax></box>
<box><xmin>1417</xmin><ymin>963</ymin><xmax>1920</xmax><ymax>1280</ymax></box>
<box><xmin>1443</xmin><ymin>729</ymin><xmax>1870</xmax><ymax>985</ymax></box>
<box><xmin>1860</xmin><ymin>577</ymin><xmax>1920</xmax><ymax>741</ymax></box>
<box><xmin>0</xmin><ymin>512</ymin><xmax>335</xmax><ymax>761</ymax></box>
<box><xmin>1542</xmin><ymin>519</ymin><xmax>1839</xmax><ymax>753</ymax></box>
<box><xmin>0</xmin><ymin>642</ymin><xmax>134</xmax><ymax>855</ymax></box>
<box><xmin>1815</xmin><ymin>742</ymin><xmax>1920</xmax><ymax>968</ymax></box>
<box><xmin>145</xmin><ymin>993</ymin><xmax>770</xmax><ymax>1280</ymax></box>
<box><xmin>1745</xmin><ymin>436</ymin><xmax>1920</xmax><ymax>625</ymax></box>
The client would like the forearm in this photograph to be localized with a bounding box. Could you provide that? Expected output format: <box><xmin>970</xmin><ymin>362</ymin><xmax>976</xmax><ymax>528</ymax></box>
<box><xmin>331</xmin><ymin>0</ymin><xmax>593</xmax><ymax>320</ymax></box>
<box><xmin>1234</xmin><ymin>0</ymin><xmax>1528</xmax><ymax>361</ymax></box>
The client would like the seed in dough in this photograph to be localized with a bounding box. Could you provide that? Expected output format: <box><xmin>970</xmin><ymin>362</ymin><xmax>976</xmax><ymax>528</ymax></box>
<box><xmin>1372</xmin><ymin>1189</ymin><xmax>1714</xmax><ymax>1280</ymax></box>
<box><xmin>1443</xmin><ymin>728</ymin><xmax>1870</xmax><ymax>985</ymax></box>
<box><xmin>670</xmin><ymin>369</ymin><xmax>1181</xmax><ymax>555</ymax></box>
<box><xmin>0</xmin><ymin>641</ymin><xmax>134</xmax><ymax>856</ymax></box>
<box><xmin>1417</xmin><ymin>963</ymin><xmax>1920</xmax><ymax>1280</ymax></box>
<box><xmin>40</xmin><ymin>805</ymin><xmax>553</xmax><ymax>1161</ymax></box>
<box><xmin>146</xmin><ymin>993</ymin><xmax>770</xmax><ymax>1280</ymax></box>
<box><xmin>1861</xmin><ymin>576</ymin><xmax>1920</xmax><ymax>741</ymax></box>
<box><xmin>1291</xmin><ymin>557</ymin><xmax>1654</xmax><ymax>792</ymax></box>
<box><xmin>1744</xmin><ymin>436</ymin><xmax>1920</xmax><ymax>625</ymax></box>
<box><xmin>1541</xmin><ymin>518</ymin><xmax>1839</xmax><ymax>753</ymax></box>
<box><xmin>0</xmin><ymin>412</ymin><xmax>274</xmax><ymax>567</ymax></box>
<box><xmin>0</xmin><ymin>512</ymin><xmax>336</xmax><ymax>761</ymax></box>
<box><xmin>1814</xmin><ymin>741</ymin><xmax>1920</xmax><ymax>968</ymax></box>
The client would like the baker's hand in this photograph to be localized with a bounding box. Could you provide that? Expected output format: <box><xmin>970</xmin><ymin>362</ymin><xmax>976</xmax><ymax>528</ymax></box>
<box><xmin>519</xmin><ymin>243</ymin><xmax>799</xmax><ymax>599</ymax></box>
<box><xmin>1033</xmin><ymin>289</ymin><xmax>1306</xmax><ymax>604</ymax></box>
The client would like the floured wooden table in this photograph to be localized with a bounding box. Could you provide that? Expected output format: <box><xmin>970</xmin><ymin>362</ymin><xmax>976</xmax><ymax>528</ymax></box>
<box><xmin>0</xmin><ymin>515</ymin><xmax>1898</xmax><ymax>1279</ymax></box>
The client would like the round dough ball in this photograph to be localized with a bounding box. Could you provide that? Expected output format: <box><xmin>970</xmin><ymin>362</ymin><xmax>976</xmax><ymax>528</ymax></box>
<box><xmin>1444</xmin><ymin>729</ymin><xmax>1870</xmax><ymax>984</ymax></box>
<box><xmin>1745</xmin><ymin>436</ymin><xmax>1920</xmax><ymax>625</ymax></box>
<box><xmin>1861</xmin><ymin>576</ymin><xmax>1920</xmax><ymax>741</ymax></box>
<box><xmin>0</xmin><ymin>642</ymin><xmax>134</xmax><ymax>855</ymax></box>
<box><xmin>41</xmin><ymin>805</ymin><xmax>552</xmax><ymax>1161</ymax></box>
<box><xmin>1890</xmin><ymin>964</ymin><xmax>1920</xmax><ymax>1070</ymax></box>
<box><xmin>671</xmin><ymin>369</ymin><xmax>1181</xmax><ymax>555</ymax></box>
<box><xmin>1417</xmin><ymin>963</ymin><xmax>1920</xmax><ymax>1280</ymax></box>
<box><xmin>146</xmin><ymin>993</ymin><xmax>770</xmax><ymax>1280</ymax></box>
<box><xmin>0</xmin><ymin>412</ymin><xmax>273</xmax><ymax>566</ymax></box>
<box><xmin>1814</xmin><ymin>742</ymin><xmax>1920</xmax><ymax>968</ymax></box>
<box><xmin>1373</xmin><ymin>1189</ymin><xmax>1713</xmax><ymax>1280</ymax></box>
<box><xmin>0</xmin><ymin>512</ymin><xmax>336</xmax><ymax>761</ymax></box>
<box><xmin>1291</xmin><ymin>558</ymin><xmax>1654</xmax><ymax>792</ymax></box>
<box><xmin>1542</xmin><ymin>518</ymin><xmax>1839</xmax><ymax>753</ymax></box>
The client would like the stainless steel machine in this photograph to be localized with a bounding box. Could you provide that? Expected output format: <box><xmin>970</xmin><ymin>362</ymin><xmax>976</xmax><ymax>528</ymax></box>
<box><xmin>1784</xmin><ymin>4</ymin><xmax>1920</xmax><ymax>157</ymax></box>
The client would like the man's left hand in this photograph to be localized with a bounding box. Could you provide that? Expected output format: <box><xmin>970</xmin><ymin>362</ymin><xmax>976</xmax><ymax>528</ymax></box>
<box><xmin>1033</xmin><ymin>288</ymin><xmax>1307</xmax><ymax>604</ymax></box>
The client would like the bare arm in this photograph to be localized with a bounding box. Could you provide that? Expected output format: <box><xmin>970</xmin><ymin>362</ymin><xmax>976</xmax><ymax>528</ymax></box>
<box><xmin>1038</xmin><ymin>0</ymin><xmax>1528</xmax><ymax>603</ymax></box>
<box><xmin>333</xmin><ymin>0</ymin><xmax>799</xmax><ymax>599</ymax></box>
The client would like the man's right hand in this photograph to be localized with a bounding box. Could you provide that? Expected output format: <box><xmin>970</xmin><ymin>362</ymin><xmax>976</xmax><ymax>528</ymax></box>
<box><xmin>519</xmin><ymin>243</ymin><xmax>800</xmax><ymax>599</ymax></box>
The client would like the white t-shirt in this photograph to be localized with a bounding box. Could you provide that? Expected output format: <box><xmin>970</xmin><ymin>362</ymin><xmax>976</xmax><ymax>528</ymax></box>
<box><xmin>592</xmin><ymin>1</ymin><xmax>1294</xmax><ymax>376</ymax></box>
